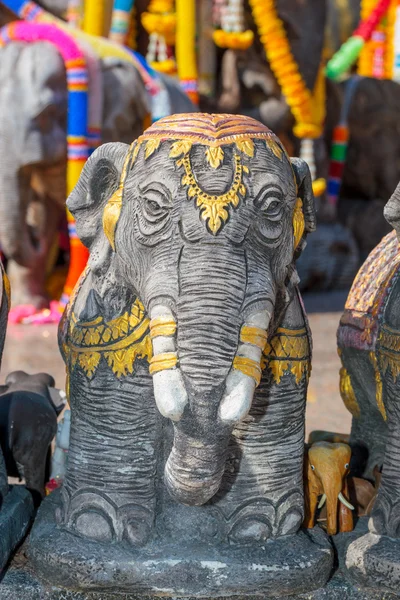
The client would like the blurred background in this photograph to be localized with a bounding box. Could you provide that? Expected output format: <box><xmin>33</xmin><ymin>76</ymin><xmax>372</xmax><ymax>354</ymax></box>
<box><xmin>0</xmin><ymin>0</ymin><xmax>398</xmax><ymax>438</ymax></box>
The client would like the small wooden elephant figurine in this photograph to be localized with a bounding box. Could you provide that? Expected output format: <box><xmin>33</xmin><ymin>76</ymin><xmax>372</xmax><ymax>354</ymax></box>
<box><xmin>304</xmin><ymin>441</ymin><xmax>354</xmax><ymax>535</ymax></box>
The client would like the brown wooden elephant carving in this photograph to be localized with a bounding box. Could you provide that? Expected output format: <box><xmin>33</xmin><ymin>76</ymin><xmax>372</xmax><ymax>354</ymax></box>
<box><xmin>304</xmin><ymin>441</ymin><xmax>355</xmax><ymax>535</ymax></box>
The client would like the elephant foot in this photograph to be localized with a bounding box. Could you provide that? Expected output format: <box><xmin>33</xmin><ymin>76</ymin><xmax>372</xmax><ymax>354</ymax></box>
<box><xmin>227</xmin><ymin>492</ymin><xmax>304</xmax><ymax>544</ymax></box>
<box><xmin>345</xmin><ymin>524</ymin><xmax>400</xmax><ymax>594</ymax></box>
<box><xmin>56</xmin><ymin>488</ymin><xmax>153</xmax><ymax>545</ymax></box>
<box><xmin>369</xmin><ymin>489</ymin><xmax>400</xmax><ymax>537</ymax></box>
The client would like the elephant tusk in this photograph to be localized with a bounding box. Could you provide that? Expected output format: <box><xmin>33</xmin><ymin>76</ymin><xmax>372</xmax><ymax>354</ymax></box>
<box><xmin>338</xmin><ymin>492</ymin><xmax>355</xmax><ymax>511</ymax></box>
<box><xmin>318</xmin><ymin>494</ymin><xmax>327</xmax><ymax>509</ymax></box>
<box><xmin>149</xmin><ymin>305</ymin><xmax>188</xmax><ymax>422</ymax></box>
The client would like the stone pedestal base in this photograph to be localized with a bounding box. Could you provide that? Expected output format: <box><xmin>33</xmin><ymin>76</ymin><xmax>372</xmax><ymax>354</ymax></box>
<box><xmin>27</xmin><ymin>494</ymin><xmax>333</xmax><ymax>598</ymax></box>
<box><xmin>1</xmin><ymin>566</ymin><xmax>398</xmax><ymax>600</ymax></box>
<box><xmin>0</xmin><ymin>486</ymin><xmax>34</xmax><ymax>573</ymax></box>
<box><xmin>345</xmin><ymin>532</ymin><xmax>400</xmax><ymax>596</ymax></box>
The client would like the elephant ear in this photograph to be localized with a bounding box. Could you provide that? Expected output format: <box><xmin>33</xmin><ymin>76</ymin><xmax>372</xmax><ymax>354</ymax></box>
<box><xmin>67</xmin><ymin>142</ymin><xmax>131</xmax><ymax>261</ymax></box>
<box><xmin>290</xmin><ymin>157</ymin><xmax>317</xmax><ymax>235</ymax></box>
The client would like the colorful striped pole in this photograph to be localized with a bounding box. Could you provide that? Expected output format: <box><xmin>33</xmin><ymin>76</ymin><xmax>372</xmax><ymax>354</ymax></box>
<box><xmin>326</xmin><ymin>0</ymin><xmax>391</xmax><ymax>80</ymax></box>
<box><xmin>109</xmin><ymin>0</ymin><xmax>135</xmax><ymax>45</ymax></box>
<box><xmin>0</xmin><ymin>21</ymin><xmax>89</xmax><ymax>318</ymax></box>
<box><xmin>4</xmin><ymin>0</ymin><xmax>164</xmax><ymax>113</ymax></box>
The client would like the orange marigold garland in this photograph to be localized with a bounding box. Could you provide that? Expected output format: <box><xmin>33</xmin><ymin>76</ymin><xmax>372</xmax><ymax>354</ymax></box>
<box><xmin>248</xmin><ymin>0</ymin><xmax>326</xmax><ymax>196</ymax></box>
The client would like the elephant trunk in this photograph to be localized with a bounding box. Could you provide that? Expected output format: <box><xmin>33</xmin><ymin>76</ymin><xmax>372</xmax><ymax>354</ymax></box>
<box><xmin>164</xmin><ymin>244</ymin><xmax>247</xmax><ymax>505</ymax></box>
<box><xmin>0</xmin><ymin>162</ymin><xmax>41</xmax><ymax>268</ymax></box>
<box><xmin>318</xmin><ymin>471</ymin><xmax>354</xmax><ymax>535</ymax></box>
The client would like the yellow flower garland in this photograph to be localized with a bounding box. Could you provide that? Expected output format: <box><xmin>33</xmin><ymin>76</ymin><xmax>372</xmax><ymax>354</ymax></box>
<box><xmin>248</xmin><ymin>0</ymin><xmax>325</xmax><ymax>140</ymax></box>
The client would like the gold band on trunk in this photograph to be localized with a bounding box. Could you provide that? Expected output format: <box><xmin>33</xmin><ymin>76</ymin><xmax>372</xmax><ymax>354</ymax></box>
<box><xmin>149</xmin><ymin>352</ymin><xmax>178</xmax><ymax>375</ymax></box>
<box><xmin>150</xmin><ymin>317</ymin><xmax>177</xmax><ymax>339</ymax></box>
<box><xmin>233</xmin><ymin>355</ymin><xmax>262</xmax><ymax>386</ymax></box>
<box><xmin>240</xmin><ymin>326</ymin><xmax>268</xmax><ymax>350</ymax></box>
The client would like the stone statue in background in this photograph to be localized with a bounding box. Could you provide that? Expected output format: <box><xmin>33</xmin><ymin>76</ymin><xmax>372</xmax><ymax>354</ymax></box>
<box><xmin>29</xmin><ymin>113</ymin><xmax>332</xmax><ymax>596</ymax></box>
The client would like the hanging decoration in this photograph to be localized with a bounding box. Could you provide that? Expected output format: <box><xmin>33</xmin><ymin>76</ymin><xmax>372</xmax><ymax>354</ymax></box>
<box><xmin>0</xmin><ymin>20</ymin><xmax>90</xmax><ymax>321</ymax></box>
<box><xmin>142</xmin><ymin>0</ymin><xmax>177</xmax><ymax>75</ymax></box>
<box><xmin>67</xmin><ymin>0</ymin><xmax>83</xmax><ymax>28</ymax></box>
<box><xmin>213</xmin><ymin>0</ymin><xmax>254</xmax><ymax>51</ymax></box>
<box><xmin>325</xmin><ymin>0</ymin><xmax>391</xmax><ymax>80</ymax></box>
<box><xmin>327</xmin><ymin>76</ymin><xmax>362</xmax><ymax>210</ymax></box>
<box><xmin>110</xmin><ymin>0</ymin><xmax>135</xmax><ymax>45</ymax></box>
<box><xmin>176</xmin><ymin>0</ymin><xmax>199</xmax><ymax>104</ymax></box>
<box><xmin>248</xmin><ymin>0</ymin><xmax>326</xmax><ymax>197</ymax></box>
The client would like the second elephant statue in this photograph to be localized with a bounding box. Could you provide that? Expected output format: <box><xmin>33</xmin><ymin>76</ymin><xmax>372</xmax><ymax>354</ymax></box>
<box><xmin>338</xmin><ymin>180</ymin><xmax>400</xmax><ymax>593</ymax></box>
<box><xmin>0</xmin><ymin>40</ymin><xmax>195</xmax><ymax>313</ymax></box>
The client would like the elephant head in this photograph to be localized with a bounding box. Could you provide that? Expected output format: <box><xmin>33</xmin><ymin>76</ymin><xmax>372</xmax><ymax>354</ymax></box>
<box><xmin>68</xmin><ymin>113</ymin><xmax>316</xmax><ymax>506</ymax></box>
<box><xmin>304</xmin><ymin>441</ymin><xmax>354</xmax><ymax>535</ymax></box>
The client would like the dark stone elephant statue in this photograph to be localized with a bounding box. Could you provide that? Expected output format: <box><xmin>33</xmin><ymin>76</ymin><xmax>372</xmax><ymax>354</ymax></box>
<box><xmin>338</xmin><ymin>180</ymin><xmax>400</xmax><ymax>593</ymax></box>
<box><xmin>28</xmin><ymin>113</ymin><xmax>333</xmax><ymax>596</ymax></box>
<box><xmin>0</xmin><ymin>371</ymin><xmax>66</xmax><ymax>502</ymax></box>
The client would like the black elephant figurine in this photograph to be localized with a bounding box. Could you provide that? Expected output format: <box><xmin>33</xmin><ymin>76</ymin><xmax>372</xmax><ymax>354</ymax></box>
<box><xmin>338</xmin><ymin>180</ymin><xmax>400</xmax><ymax>593</ymax></box>
<box><xmin>0</xmin><ymin>370</ymin><xmax>66</xmax><ymax>501</ymax></box>
<box><xmin>28</xmin><ymin>113</ymin><xmax>333</xmax><ymax>596</ymax></box>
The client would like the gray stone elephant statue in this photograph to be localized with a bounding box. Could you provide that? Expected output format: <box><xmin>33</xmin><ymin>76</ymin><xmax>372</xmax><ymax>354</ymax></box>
<box><xmin>337</xmin><ymin>180</ymin><xmax>400</xmax><ymax>593</ymax></box>
<box><xmin>0</xmin><ymin>39</ymin><xmax>195</xmax><ymax>312</ymax></box>
<box><xmin>28</xmin><ymin>114</ymin><xmax>333</xmax><ymax>597</ymax></box>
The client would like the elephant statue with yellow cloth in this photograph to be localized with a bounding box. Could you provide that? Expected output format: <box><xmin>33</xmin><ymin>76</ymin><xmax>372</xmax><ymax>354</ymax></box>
<box><xmin>28</xmin><ymin>113</ymin><xmax>333</xmax><ymax>596</ymax></box>
<box><xmin>338</xmin><ymin>181</ymin><xmax>400</xmax><ymax>593</ymax></box>
<box><xmin>304</xmin><ymin>441</ymin><xmax>354</xmax><ymax>535</ymax></box>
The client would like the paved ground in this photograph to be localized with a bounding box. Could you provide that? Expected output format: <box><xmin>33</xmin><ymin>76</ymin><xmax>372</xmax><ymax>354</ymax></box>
<box><xmin>0</xmin><ymin>290</ymin><xmax>352</xmax><ymax>438</ymax></box>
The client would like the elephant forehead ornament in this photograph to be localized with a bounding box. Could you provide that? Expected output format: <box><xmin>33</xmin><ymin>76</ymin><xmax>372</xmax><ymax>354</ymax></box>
<box><xmin>102</xmin><ymin>112</ymin><xmax>305</xmax><ymax>246</ymax></box>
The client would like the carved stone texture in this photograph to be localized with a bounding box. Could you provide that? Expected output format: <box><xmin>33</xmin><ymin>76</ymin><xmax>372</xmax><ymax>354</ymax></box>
<box><xmin>28</xmin><ymin>113</ymin><xmax>333</xmax><ymax>595</ymax></box>
<box><xmin>338</xmin><ymin>181</ymin><xmax>400</xmax><ymax>594</ymax></box>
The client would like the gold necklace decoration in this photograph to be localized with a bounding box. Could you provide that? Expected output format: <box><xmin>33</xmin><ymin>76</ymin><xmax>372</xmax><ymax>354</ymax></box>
<box><xmin>261</xmin><ymin>326</ymin><xmax>310</xmax><ymax>385</ymax></box>
<box><xmin>180</xmin><ymin>151</ymin><xmax>246</xmax><ymax>235</ymax></box>
<box><xmin>65</xmin><ymin>297</ymin><xmax>152</xmax><ymax>379</ymax></box>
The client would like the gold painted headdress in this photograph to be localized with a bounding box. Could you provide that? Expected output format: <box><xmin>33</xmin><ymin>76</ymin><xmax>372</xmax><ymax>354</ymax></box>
<box><xmin>103</xmin><ymin>113</ymin><xmax>300</xmax><ymax>245</ymax></box>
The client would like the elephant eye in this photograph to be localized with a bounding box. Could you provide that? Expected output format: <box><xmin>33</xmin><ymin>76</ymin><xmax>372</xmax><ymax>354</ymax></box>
<box><xmin>310</xmin><ymin>464</ymin><xmax>315</xmax><ymax>470</ymax></box>
<box><xmin>255</xmin><ymin>188</ymin><xmax>284</xmax><ymax>222</ymax></box>
<box><xmin>141</xmin><ymin>189</ymin><xmax>171</xmax><ymax>221</ymax></box>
